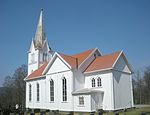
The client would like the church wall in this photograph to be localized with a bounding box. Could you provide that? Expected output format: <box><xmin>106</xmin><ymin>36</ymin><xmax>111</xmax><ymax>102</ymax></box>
<box><xmin>43</xmin><ymin>56</ymin><xmax>74</xmax><ymax>111</ymax></box>
<box><xmin>112</xmin><ymin>71</ymin><xmax>133</xmax><ymax>110</ymax></box>
<box><xmin>112</xmin><ymin>54</ymin><xmax>134</xmax><ymax>110</ymax></box>
<box><xmin>47</xmin><ymin>56</ymin><xmax>70</xmax><ymax>74</ymax></box>
<box><xmin>26</xmin><ymin>78</ymin><xmax>46</xmax><ymax>109</ymax></box>
<box><xmin>91</xmin><ymin>92</ymin><xmax>103</xmax><ymax>111</ymax></box>
<box><xmin>73</xmin><ymin>94</ymin><xmax>91</xmax><ymax>112</ymax></box>
<box><xmin>84</xmin><ymin>71</ymin><xmax>114</xmax><ymax>110</ymax></box>
<box><xmin>73</xmin><ymin>69</ymin><xmax>85</xmax><ymax>91</ymax></box>
<box><xmin>26</xmin><ymin>70</ymin><xmax>74</xmax><ymax>111</ymax></box>
<box><xmin>44</xmin><ymin>70</ymin><xmax>74</xmax><ymax>111</ymax></box>
<box><xmin>114</xmin><ymin>55</ymin><xmax>131</xmax><ymax>73</ymax></box>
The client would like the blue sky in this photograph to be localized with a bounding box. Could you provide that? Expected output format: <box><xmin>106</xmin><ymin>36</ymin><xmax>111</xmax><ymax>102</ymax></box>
<box><xmin>0</xmin><ymin>0</ymin><xmax>150</xmax><ymax>86</ymax></box>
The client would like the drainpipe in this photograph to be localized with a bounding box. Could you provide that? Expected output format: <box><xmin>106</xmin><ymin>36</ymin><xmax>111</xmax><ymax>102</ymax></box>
<box><xmin>76</xmin><ymin>58</ymin><xmax>78</xmax><ymax>69</ymax></box>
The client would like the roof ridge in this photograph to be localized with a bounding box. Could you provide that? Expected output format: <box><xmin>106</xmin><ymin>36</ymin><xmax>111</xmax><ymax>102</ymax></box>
<box><xmin>57</xmin><ymin>48</ymin><xmax>97</xmax><ymax>59</ymax></box>
<box><xmin>58</xmin><ymin>52</ymin><xmax>77</xmax><ymax>59</ymax></box>
<box><xmin>71</xmin><ymin>48</ymin><xmax>96</xmax><ymax>56</ymax></box>
<box><xmin>58</xmin><ymin>52</ymin><xmax>78</xmax><ymax>69</ymax></box>
<box><xmin>98</xmin><ymin>51</ymin><xmax>122</xmax><ymax>58</ymax></box>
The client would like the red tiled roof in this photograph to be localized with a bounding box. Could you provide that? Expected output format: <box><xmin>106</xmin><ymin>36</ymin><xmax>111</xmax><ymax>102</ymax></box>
<box><xmin>85</xmin><ymin>51</ymin><xmax>121</xmax><ymax>73</ymax></box>
<box><xmin>59</xmin><ymin>48</ymin><xmax>96</xmax><ymax>68</ymax></box>
<box><xmin>26</xmin><ymin>62</ymin><xmax>48</xmax><ymax>80</ymax></box>
<box><xmin>26</xmin><ymin>48</ymin><xmax>95</xmax><ymax>80</ymax></box>
<box><xmin>72</xmin><ymin>48</ymin><xmax>96</xmax><ymax>65</ymax></box>
<box><xmin>59</xmin><ymin>53</ymin><xmax>77</xmax><ymax>68</ymax></box>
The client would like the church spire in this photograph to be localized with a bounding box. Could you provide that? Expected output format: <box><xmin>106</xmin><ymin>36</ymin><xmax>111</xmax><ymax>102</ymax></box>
<box><xmin>34</xmin><ymin>9</ymin><xmax>46</xmax><ymax>49</ymax></box>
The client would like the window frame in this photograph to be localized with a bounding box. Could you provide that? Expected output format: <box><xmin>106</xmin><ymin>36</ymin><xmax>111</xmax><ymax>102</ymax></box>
<box><xmin>29</xmin><ymin>84</ymin><xmax>32</xmax><ymax>102</ymax></box>
<box><xmin>43</xmin><ymin>52</ymin><xmax>47</xmax><ymax>62</ymax></box>
<box><xmin>50</xmin><ymin>79</ymin><xmax>54</xmax><ymax>102</ymax></box>
<box><xmin>92</xmin><ymin>78</ymin><xmax>95</xmax><ymax>87</ymax></box>
<box><xmin>97</xmin><ymin>77</ymin><xmax>102</xmax><ymax>87</ymax></box>
<box><xmin>79</xmin><ymin>96</ymin><xmax>84</xmax><ymax>105</ymax></box>
<box><xmin>62</xmin><ymin>77</ymin><xmax>67</xmax><ymax>102</ymax></box>
<box><xmin>37</xmin><ymin>83</ymin><xmax>40</xmax><ymax>102</ymax></box>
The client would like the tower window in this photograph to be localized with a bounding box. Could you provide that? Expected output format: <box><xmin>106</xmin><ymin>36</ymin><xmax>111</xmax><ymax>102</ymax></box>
<box><xmin>37</xmin><ymin>83</ymin><xmax>40</xmax><ymax>101</ymax></box>
<box><xmin>92</xmin><ymin>78</ymin><xmax>95</xmax><ymax>87</ymax></box>
<box><xmin>97</xmin><ymin>77</ymin><xmax>102</xmax><ymax>87</ymax></box>
<box><xmin>62</xmin><ymin>77</ymin><xmax>67</xmax><ymax>101</ymax></box>
<box><xmin>43</xmin><ymin>53</ymin><xmax>45</xmax><ymax>61</ymax></box>
<box><xmin>43</xmin><ymin>53</ymin><xmax>47</xmax><ymax>62</ymax></box>
<box><xmin>31</xmin><ymin>53</ymin><xmax>35</xmax><ymax>63</ymax></box>
<box><xmin>50</xmin><ymin>79</ymin><xmax>54</xmax><ymax>101</ymax></box>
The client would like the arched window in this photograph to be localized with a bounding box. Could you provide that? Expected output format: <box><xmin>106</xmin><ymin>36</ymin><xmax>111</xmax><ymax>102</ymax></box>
<box><xmin>37</xmin><ymin>83</ymin><xmax>40</xmax><ymax>101</ymax></box>
<box><xmin>43</xmin><ymin>53</ymin><xmax>47</xmax><ymax>62</ymax></box>
<box><xmin>29</xmin><ymin>84</ymin><xmax>32</xmax><ymax>101</ymax></box>
<box><xmin>97</xmin><ymin>77</ymin><xmax>102</xmax><ymax>87</ymax></box>
<box><xmin>43</xmin><ymin>53</ymin><xmax>45</xmax><ymax>62</ymax></box>
<box><xmin>92</xmin><ymin>78</ymin><xmax>95</xmax><ymax>87</ymax></box>
<box><xmin>50</xmin><ymin>79</ymin><xmax>54</xmax><ymax>101</ymax></box>
<box><xmin>45</xmin><ymin>53</ymin><xmax>47</xmax><ymax>61</ymax></box>
<box><xmin>62</xmin><ymin>77</ymin><xmax>67</xmax><ymax>101</ymax></box>
<box><xmin>31</xmin><ymin>53</ymin><xmax>35</xmax><ymax>63</ymax></box>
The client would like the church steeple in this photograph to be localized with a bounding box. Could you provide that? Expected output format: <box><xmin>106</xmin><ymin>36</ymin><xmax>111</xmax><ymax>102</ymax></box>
<box><xmin>34</xmin><ymin>9</ymin><xmax>45</xmax><ymax>49</ymax></box>
<box><xmin>28</xmin><ymin>9</ymin><xmax>53</xmax><ymax>75</ymax></box>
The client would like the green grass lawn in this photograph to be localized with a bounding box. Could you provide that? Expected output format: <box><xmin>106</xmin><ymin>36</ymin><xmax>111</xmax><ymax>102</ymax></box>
<box><xmin>103</xmin><ymin>107</ymin><xmax>150</xmax><ymax>115</ymax></box>
<box><xmin>30</xmin><ymin>107</ymin><xmax>150</xmax><ymax>115</ymax></box>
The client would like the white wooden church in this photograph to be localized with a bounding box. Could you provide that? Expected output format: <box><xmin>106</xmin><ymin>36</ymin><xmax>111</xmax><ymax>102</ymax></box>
<box><xmin>24</xmin><ymin>10</ymin><xmax>134</xmax><ymax>113</ymax></box>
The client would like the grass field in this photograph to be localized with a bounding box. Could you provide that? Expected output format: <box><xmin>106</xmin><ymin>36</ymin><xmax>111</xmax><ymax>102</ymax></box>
<box><xmin>102</xmin><ymin>107</ymin><xmax>150</xmax><ymax>115</ymax></box>
<box><xmin>25</xmin><ymin>107</ymin><xmax>150</xmax><ymax>115</ymax></box>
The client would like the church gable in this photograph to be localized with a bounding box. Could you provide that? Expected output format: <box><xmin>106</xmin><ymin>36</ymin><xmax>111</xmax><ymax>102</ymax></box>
<box><xmin>113</xmin><ymin>52</ymin><xmax>133</xmax><ymax>73</ymax></box>
<box><xmin>44</xmin><ymin>48</ymin><xmax>97</xmax><ymax>75</ymax></box>
<box><xmin>46</xmin><ymin>53</ymin><xmax>72</xmax><ymax>74</ymax></box>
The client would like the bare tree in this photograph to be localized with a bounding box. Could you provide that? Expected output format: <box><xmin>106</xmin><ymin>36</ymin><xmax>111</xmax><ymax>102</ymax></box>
<box><xmin>133</xmin><ymin>67</ymin><xmax>150</xmax><ymax>104</ymax></box>
<box><xmin>13</xmin><ymin>64</ymin><xmax>27</xmax><ymax>108</ymax></box>
<box><xmin>0</xmin><ymin>64</ymin><xmax>27</xmax><ymax>110</ymax></box>
<box><xmin>143</xmin><ymin>67</ymin><xmax>150</xmax><ymax>104</ymax></box>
